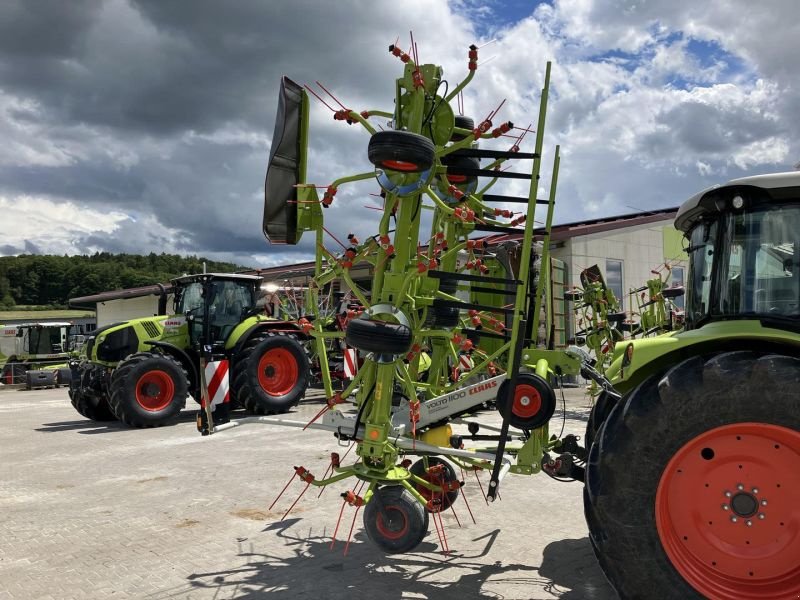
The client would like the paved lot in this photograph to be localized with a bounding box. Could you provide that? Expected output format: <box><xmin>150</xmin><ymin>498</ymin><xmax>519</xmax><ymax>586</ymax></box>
<box><xmin>0</xmin><ymin>384</ymin><xmax>617</xmax><ymax>600</ymax></box>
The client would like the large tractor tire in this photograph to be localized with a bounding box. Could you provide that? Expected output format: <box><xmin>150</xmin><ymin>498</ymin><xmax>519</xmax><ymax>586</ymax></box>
<box><xmin>108</xmin><ymin>352</ymin><xmax>189</xmax><ymax>428</ymax></box>
<box><xmin>69</xmin><ymin>362</ymin><xmax>116</xmax><ymax>421</ymax></box>
<box><xmin>584</xmin><ymin>352</ymin><xmax>800</xmax><ymax>600</ymax></box>
<box><xmin>233</xmin><ymin>332</ymin><xmax>310</xmax><ymax>415</ymax></box>
<box><xmin>363</xmin><ymin>485</ymin><xmax>429</xmax><ymax>554</ymax></box>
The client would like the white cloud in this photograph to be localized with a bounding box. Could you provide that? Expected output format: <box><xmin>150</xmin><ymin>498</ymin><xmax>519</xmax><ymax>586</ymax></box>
<box><xmin>0</xmin><ymin>0</ymin><xmax>797</xmax><ymax>269</ymax></box>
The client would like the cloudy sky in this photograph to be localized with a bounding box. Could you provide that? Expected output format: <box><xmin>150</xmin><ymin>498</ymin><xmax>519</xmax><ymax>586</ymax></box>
<box><xmin>1</xmin><ymin>0</ymin><xmax>797</xmax><ymax>268</ymax></box>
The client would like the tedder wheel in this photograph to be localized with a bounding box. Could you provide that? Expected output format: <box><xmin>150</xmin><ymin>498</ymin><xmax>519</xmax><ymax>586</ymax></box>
<box><xmin>451</xmin><ymin>115</ymin><xmax>475</xmax><ymax>141</ymax></box>
<box><xmin>431</xmin><ymin>279</ymin><xmax>460</xmax><ymax>328</ymax></box>
<box><xmin>363</xmin><ymin>485</ymin><xmax>429</xmax><ymax>554</ymax></box>
<box><xmin>496</xmin><ymin>372</ymin><xmax>557</xmax><ymax>430</ymax></box>
<box><xmin>69</xmin><ymin>362</ymin><xmax>116</xmax><ymax>421</ymax></box>
<box><xmin>233</xmin><ymin>332</ymin><xmax>310</xmax><ymax>415</ymax></box>
<box><xmin>109</xmin><ymin>352</ymin><xmax>188</xmax><ymax>427</ymax></box>
<box><xmin>345</xmin><ymin>318</ymin><xmax>413</xmax><ymax>356</ymax></box>
<box><xmin>585</xmin><ymin>352</ymin><xmax>800</xmax><ymax>600</ymax></box>
<box><xmin>441</xmin><ymin>154</ymin><xmax>480</xmax><ymax>185</ymax></box>
<box><xmin>409</xmin><ymin>456</ymin><xmax>460</xmax><ymax>511</ymax></box>
<box><xmin>367</xmin><ymin>130</ymin><xmax>435</xmax><ymax>173</ymax></box>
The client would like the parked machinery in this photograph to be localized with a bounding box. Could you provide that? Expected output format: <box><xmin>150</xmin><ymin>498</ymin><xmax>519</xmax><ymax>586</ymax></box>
<box><xmin>586</xmin><ymin>172</ymin><xmax>799</xmax><ymax>599</ymax></box>
<box><xmin>69</xmin><ymin>273</ymin><xmax>310</xmax><ymax>427</ymax></box>
<box><xmin>208</xmin><ymin>36</ymin><xmax>800</xmax><ymax>599</ymax></box>
<box><xmin>1</xmin><ymin>322</ymin><xmax>73</xmax><ymax>384</ymax></box>
<box><xmin>215</xmin><ymin>40</ymin><xmax>587</xmax><ymax>552</ymax></box>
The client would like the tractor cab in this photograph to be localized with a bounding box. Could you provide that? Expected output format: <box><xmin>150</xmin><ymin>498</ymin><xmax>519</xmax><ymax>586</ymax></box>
<box><xmin>172</xmin><ymin>273</ymin><xmax>261</xmax><ymax>350</ymax></box>
<box><xmin>676</xmin><ymin>172</ymin><xmax>800</xmax><ymax>331</ymax></box>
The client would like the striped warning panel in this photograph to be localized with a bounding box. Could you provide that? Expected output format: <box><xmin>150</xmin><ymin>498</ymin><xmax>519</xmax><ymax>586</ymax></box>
<box><xmin>343</xmin><ymin>348</ymin><xmax>358</xmax><ymax>379</ymax></box>
<box><xmin>205</xmin><ymin>360</ymin><xmax>230</xmax><ymax>407</ymax></box>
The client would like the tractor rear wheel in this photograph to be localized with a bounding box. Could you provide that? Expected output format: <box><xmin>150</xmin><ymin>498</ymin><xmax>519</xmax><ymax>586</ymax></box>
<box><xmin>69</xmin><ymin>362</ymin><xmax>116</xmax><ymax>421</ymax></box>
<box><xmin>233</xmin><ymin>332</ymin><xmax>310</xmax><ymax>415</ymax></box>
<box><xmin>363</xmin><ymin>485</ymin><xmax>429</xmax><ymax>554</ymax></box>
<box><xmin>584</xmin><ymin>352</ymin><xmax>800</xmax><ymax>600</ymax></box>
<box><xmin>109</xmin><ymin>352</ymin><xmax>188</xmax><ymax>427</ymax></box>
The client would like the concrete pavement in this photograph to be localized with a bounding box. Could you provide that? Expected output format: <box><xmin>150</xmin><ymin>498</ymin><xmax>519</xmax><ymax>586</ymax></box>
<box><xmin>0</xmin><ymin>385</ymin><xmax>617</xmax><ymax>600</ymax></box>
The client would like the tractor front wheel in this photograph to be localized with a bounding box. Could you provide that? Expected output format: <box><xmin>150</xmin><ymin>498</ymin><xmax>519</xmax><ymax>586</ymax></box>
<box><xmin>233</xmin><ymin>332</ymin><xmax>310</xmax><ymax>415</ymax></box>
<box><xmin>69</xmin><ymin>362</ymin><xmax>116</xmax><ymax>421</ymax></box>
<box><xmin>109</xmin><ymin>352</ymin><xmax>188</xmax><ymax>427</ymax></box>
<box><xmin>584</xmin><ymin>352</ymin><xmax>800</xmax><ymax>600</ymax></box>
<box><xmin>363</xmin><ymin>486</ymin><xmax>429</xmax><ymax>554</ymax></box>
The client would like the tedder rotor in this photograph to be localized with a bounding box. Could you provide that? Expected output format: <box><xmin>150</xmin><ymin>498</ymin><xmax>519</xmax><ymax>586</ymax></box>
<box><xmin>206</xmin><ymin>38</ymin><xmax>590</xmax><ymax>554</ymax></box>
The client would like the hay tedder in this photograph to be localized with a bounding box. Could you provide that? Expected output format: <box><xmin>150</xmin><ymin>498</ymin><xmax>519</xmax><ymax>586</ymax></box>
<box><xmin>204</xmin><ymin>38</ymin><xmax>799</xmax><ymax>600</ymax></box>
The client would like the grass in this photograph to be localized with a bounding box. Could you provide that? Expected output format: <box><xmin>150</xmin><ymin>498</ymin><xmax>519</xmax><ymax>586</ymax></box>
<box><xmin>0</xmin><ymin>310</ymin><xmax>94</xmax><ymax>320</ymax></box>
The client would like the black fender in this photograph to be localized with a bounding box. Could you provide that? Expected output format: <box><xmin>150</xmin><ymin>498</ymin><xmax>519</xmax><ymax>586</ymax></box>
<box><xmin>144</xmin><ymin>341</ymin><xmax>200</xmax><ymax>395</ymax></box>
<box><xmin>230</xmin><ymin>321</ymin><xmax>306</xmax><ymax>362</ymax></box>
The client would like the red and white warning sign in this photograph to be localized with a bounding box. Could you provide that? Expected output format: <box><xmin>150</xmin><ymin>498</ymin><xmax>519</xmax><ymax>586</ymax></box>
<box><xmin>204</xmin><ymin>359</ymin><xmax>230</xmax><ymax>409</ymax></box>
<box><xmin>343</xmin><ymin>348</ymin><xmax>358</xmax><ymax>379</ymax></box>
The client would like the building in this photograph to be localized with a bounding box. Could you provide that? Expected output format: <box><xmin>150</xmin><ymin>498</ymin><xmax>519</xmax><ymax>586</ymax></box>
<box><xmin>69</xmin><ymin>208</ymin><xmax>687</xmax><ymax>343</ymax></box>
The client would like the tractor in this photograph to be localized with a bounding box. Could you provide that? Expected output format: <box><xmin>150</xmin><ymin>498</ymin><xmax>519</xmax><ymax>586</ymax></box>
<box><xmin>69</xmin><ymin>273</ymin><xmax>310</xmax><ymax>427</ymax></box>
<box><xmin>584</xmin><ymin>171</ymin><xmax>799</xmax><ymax>599</ymax></box>
<box><xmin>206</xmin><ymin>34</ymin><xmax>799</xmax><ymax>599</ymax></box>
<box><xmin>1</xmin><ymin>322</ymin><xmax>73</xmax><ymax>384</ymax></box>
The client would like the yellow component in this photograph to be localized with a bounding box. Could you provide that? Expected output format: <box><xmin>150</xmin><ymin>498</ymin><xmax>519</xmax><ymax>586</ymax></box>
<box><xmin>420</xmin><ymin>424</ymin><xmax>453</xmax><ymax>448</ymax></box>
<box><xmin>418</xmin><ymin>352</ymin><xmax>432</xmax><ymax>373</ymax></box>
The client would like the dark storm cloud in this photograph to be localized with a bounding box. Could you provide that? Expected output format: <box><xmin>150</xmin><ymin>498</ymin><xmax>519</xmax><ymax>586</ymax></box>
<box><xmin>0</xmin><ymin>0</ymin><xmax>468</xmax><ymax>264</ymax></box>
<box><xmin>0</xmin><ymin>1</ymin><xmax>102</xmax><ymax>58</ymax></box>
<box><xmin>0</xmin><ymin>0</ymin><xmax>414</xmax><ymax>136</ymax></box>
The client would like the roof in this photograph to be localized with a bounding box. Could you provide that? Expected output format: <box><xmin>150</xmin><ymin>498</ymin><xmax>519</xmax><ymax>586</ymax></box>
<box><xmin>170</xmin><ymin>273</ymin><xmax>262</xmax><ymax>285</ymax></box>
<box><xmin>69</xmin><ymin>208</ymin><xmax>681</xmax><ymax>305</ymax></box>
<box><xmin>69</xmin><ymin>283</ymin><xmax>171</xmax><ymax>309</ymax></box>
<box><xmin>675</xmin><ymin>171</ymin><xmax>800</xmax><ymax>231</ymax></box>
<box><xmin>69</xmin><ymin>273</ymin><xmax>265</xmax><ymax>308</ymax></box>
<box><xmin>257</xmin><ymin>207</ymin><xmax>679</xmax><ymax>279</ymax></box>
<box><xmin>1</xmin><ymin>322</ymin><xmax>73</xmax><ymax>328</ymax></box>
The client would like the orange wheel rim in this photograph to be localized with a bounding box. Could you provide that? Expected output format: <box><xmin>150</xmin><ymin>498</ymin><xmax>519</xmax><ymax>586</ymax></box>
<box><xmin>382</xmin><ymin>159</ymin><xmax>419</xmax><ymax>172</ymax></box>
<box><xmin>135</xmin><ymin>370</ymin><xmax>175</xmax><ymax>411</ymax></box>
<box><xmin>375</xmin><ymin>504</ymin><xmax>410</xmax><ymax>540</ymax></box>
<box><xmin>512</xmin><ymin>384</ymin><xmax>541</xmax><ymax>419</ymax></box>
<box><xmin>257</xmin><ymin>348</ymin><xmax>298</xmax><ymax>396</ymax></box>
<box><xmin>656</xmin><ymin>423</ymin><xmax>800</xmax><ymax>599</ymax></box>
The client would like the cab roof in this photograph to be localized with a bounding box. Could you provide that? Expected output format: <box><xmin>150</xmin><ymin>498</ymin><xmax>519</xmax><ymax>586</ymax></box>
<box><xmin>171</xmin><ymin>273</ymin><xmax>262</xmax><ymax>285</ymax></box>
<box><xmin>675</xmin><ymin>171</ymin><xmax>800</xmax><ymax>232</ymax></box>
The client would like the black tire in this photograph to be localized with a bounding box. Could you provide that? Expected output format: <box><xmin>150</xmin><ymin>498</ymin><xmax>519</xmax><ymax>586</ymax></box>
<box><xmin>368</xmin><ymin>130</ymin><xmax>435</xmax><ymax>173</ymax></box>
<box><xmin>345</xmin><ymin>318</ymin><xmax>412</xmax><ymax>355</ymax></box>
<box><xmin>109</xmin><ymin>351</ymin><xmax>188</xmax><ymax>428</ymax></box>
<box><xmin>233</xmin><ymin>332</ymin><xmax>310</xmax><ymax>415</ymax></box>
<box><xmin>409</xmin><ymin>456</ymin><xmax>460</xmax><ymax>511</ymax></box>
<box><xmin>451</xmin><ymin>115</ymin><xmax>474</xmax><ymax>141</ymax></box>
<box><xmin>584</xmin><ymin>390</ymin><xmax>617</xmax><ymax>450</ymax></box>
<box><xmin>363</xmin><ymin>485</ymin><xmax>429</xmax><ymax>554</ymax></box>
<box><xmin>496</xmin><ymin>372</ymin><xmax>557</xmax><ymax>430</ymax></box>
<box><xmin>440</xmin><ymin>154</ymin><xmax>480</xmax><ymax>184</ymax></box>
<box><xmin>585</xmin><ymin>352</ymin><xmax>800</xmax><ymax>600</ymax></box>
<box><xmin>69</xmin><ymin>362</ymin><xmax>117</xmax><ymax>421</ymax></box>
<box><xmin>606</xmin><ymin>312</ymin><xmax>626</xmax><ymax>326</ymax></box>
<box><xmin>432</xmin><ymin>279</ymin><xmax>460</xmax><ymax>328</ymax></box>
<box><xmin>662</xmin><ymin>286</ymin><xmax>685</xmax><ymax>299</ymax></box>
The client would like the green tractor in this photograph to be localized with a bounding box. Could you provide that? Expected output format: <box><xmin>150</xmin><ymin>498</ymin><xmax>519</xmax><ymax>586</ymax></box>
<box><xmin>584</xmin><ymin>172</ymin><xmax>800</xmax><ymax>599</ymax></box>
<box><xmin>69</xmin><ymin>273</ymin><xmax>310</xmax><ymax>427</ymax></box>
<box><xmin>1</xmin><ymin>321</ymin><xmax>74</xmax><ymax>384</ymax></box>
